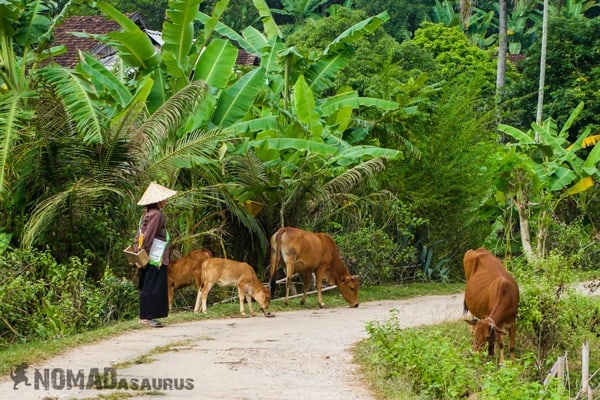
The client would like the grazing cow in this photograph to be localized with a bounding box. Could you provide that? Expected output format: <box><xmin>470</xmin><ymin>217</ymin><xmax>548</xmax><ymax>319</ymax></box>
<box><xmin>167</xmin><ymin>249</ymin><xmax>213</xmax><ymax>312</ymax></box>
<box><xmin>200</xmin><ymin>258</ymin><xmax>272</xmax><ymax>317</ymax></box>
<box><xmin>463</xmin><ymin>248</ymin><xmax>519</xmax><ymax>364</ymax></box>
<box><xmin>269</xmin><ymin>227</ymin><xmax>359</xmax><ymax>308</ymax></box>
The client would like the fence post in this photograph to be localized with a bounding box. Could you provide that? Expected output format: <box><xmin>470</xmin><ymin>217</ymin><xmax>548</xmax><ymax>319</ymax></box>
<box><xmin>582</xmin><ymin>341</ymin><xmax>592</xmax><ymax>400</ymax></box>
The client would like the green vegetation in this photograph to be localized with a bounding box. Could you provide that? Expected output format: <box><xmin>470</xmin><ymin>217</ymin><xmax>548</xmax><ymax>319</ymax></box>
<box><xmin>1</xmin><ymin>0</ymin><xmax>600</xmax><ymax>395</ymax></box>
<box><xmin>357</xmin><ymin>254</ymin><xmax>600</xmax><ymax>399</ymax></box>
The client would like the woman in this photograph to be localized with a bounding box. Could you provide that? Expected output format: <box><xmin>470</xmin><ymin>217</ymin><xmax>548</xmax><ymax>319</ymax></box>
<box><xmin>133</xmin><ymin>182</ymin><xmax>177</xmax><ymax>328</ymax></box>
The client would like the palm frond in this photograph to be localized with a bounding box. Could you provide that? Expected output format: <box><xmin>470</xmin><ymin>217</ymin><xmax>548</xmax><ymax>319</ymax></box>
<box><xmin>138</xmin><ymin>80</ymin><xmax>209</xmax><ymax>149</ymax></box>
<box><xmin>151</xmin><ymin>128</ymin><xmax>226</xmax><ymax>181</ymax></box>
<box><xmin>0</xmin><ymin>90</ymin><xmax>34</xmax><ymax>196</ymax></box>
<box><xmin>21</xmin><ymin>180</ymin><xmax>123</xmax><ymax>248</ymax></box>
<box><xmin>36</xmin><ymin>66</ymin><xmax>105</xmax><ymax>144</ymax></box>
<box><xmin>324</xmin><ymin>157</ymin><xmax>386</xmax><ymax>195</ymax></box>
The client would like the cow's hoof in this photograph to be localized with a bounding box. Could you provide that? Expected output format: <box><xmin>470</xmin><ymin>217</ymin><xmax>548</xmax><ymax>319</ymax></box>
<box><xmin>351</xmin><ymin>303</ymin><xmax>359</xmax><ymax>308</ymax></box>
<box><xmin>265</xmin><ymin>312</ymin><xmax>275</xmax><ymax>318</ymax></box>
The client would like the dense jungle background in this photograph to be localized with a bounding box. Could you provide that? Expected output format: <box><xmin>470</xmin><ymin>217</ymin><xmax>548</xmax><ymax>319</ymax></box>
<box><xmin>1</xmin><ymin>0</ymin><xmax>600</xmax><ymax>396</ymax></box>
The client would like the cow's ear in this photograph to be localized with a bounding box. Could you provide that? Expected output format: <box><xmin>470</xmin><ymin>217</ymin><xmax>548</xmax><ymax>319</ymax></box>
<box><xmin>496</xmin><ymin>327</ymin><xmax>507</xmax><ymax>335</ymax></box>
<box><xmin>465</xmin><ymin>318</ymin><xmax>478</xmax><ymax>326</ymax></box>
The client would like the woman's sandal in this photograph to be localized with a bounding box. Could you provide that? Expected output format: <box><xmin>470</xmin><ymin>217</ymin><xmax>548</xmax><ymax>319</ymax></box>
<box><xmin>139</xmin><ymin>319</ymin><xmax>163</xmax><ymax>328</ymax></box>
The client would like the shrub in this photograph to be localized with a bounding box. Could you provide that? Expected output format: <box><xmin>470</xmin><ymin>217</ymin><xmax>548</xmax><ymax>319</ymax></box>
<box><xmin>0</xmin><ymin>248</ymin><xmax>137</xmax><ymax>344</ymax></box>
<box><xmin>510</xmin><ymin>252</ymin><xmax>600</xmax><ymax>371</ymax></box>
<box><xmin>334</xmin><ymin>226</ymin><xmax>417</xmax><ymax>285</ymax></box>
<box><xmin>364</xmin><ymin>312</ymin><xmax>570</xmax><ymax>399</ymax></box>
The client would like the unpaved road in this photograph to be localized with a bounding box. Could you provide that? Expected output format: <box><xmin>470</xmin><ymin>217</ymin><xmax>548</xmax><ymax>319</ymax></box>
<box><xmin>3</xmin><ymin>282</ymin><xmax>598</xmax><ymax>400</ymax></box>
<box><xmin>1</xmin><ymin>294</ymin><xmax>465</xmax><ymax>400</ymax></box>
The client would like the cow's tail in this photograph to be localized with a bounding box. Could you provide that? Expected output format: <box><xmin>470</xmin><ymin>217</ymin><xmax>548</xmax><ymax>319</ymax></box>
<box><xmin>269</xmin><ymin>228</ymin><xmax>284</xmax><ymax>297</ymax></box>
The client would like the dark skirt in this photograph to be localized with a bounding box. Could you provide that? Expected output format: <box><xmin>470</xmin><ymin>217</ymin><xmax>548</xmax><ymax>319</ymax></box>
<box><xmin>138</xmin><ymin>264</ymin><xmax>169</xmax><ymax>320</ymax></box>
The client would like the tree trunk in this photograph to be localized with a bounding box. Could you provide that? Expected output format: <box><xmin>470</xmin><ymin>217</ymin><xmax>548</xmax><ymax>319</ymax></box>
<box><xmin>536</xmin><ymin>0</ymin><xmax>549</xmax><ymax>127</ymax></box>
<box><xmin>515</xmin><ymin>198</ymin><xmax>534</xmax><ymax>261</ymax></box>
<box><xmin>496</xmin><ymin>0</ymin><xmax>508</xmax><ymax>101</ymax></box>
<box><xmin>536</xmin><ymin>209</ymin><xmax>548</xmax><ymax>258</ymax></box>
<box><xmin>513</xmin><ymin>170</ymin><xmax>535</xmax><ymax>260</ymax></box>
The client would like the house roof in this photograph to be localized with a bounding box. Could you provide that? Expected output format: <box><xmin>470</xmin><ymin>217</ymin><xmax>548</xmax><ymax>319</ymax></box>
<box><xmin>236</xmin><ymin>49</ymin><xmax>259</xmax><ymax>66</ymax></box>
<box><xmin>52</xmin><ymin>13</ymin><xmax>260</xmax><ymax>68</ymax></box>
<box><xmin>508</xmin><ymin>54</ymin><xmax>526</xmax><ymax>64</ymax></box>
<box><xmin>51</xmin><ymin>13</ymin><xmax>147</xmax><ymax>68</ymax></box>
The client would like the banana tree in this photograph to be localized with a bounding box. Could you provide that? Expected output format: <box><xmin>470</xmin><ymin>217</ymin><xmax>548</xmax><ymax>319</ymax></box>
<box><xmin>497</xmin><ymin>102</ymin><xmax>600</xmax><ymax>259</ymax></box>
<box><xmin>194</xmin><ymin>10</ymin><xmax>400</xmax><ymax>225</ymax></box>
<box><xmin>0</xmin><ymin>0</ymin><xmax>76</xmax><ymax>197</ymax></box>
<box><xmin>84</xmin><ymin>0</ymin><xmax>401</xmax><ymax>257</ymax></box>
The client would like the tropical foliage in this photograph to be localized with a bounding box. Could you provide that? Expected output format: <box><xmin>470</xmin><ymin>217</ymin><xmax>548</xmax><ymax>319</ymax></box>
<box><xmin>0</xmin><ymin>0</ymin><xmax>599</xmax><ymax>357</ymax></box>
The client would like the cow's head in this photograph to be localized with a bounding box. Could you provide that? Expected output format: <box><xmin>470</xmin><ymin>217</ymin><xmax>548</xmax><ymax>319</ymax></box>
<box><xmin>338</xmin><ymin>274</ymin><xmax>360</xmax><ymax>308</ymax></box>
<box><xmin>255</xmin><ymin>285</ymin><xmax>273</xmax><ymax>317</ymax></box>
<box><xmin>466</xmin><ymin>317</ymin><xmax>505</xmax><ymax>354</ymax></box>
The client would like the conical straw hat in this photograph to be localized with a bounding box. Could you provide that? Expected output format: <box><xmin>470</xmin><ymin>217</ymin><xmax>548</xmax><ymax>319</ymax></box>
<box><xmin>137</xmin><ymin>182</ymin><xmax>178</xmax><ymax>206</ymax></box>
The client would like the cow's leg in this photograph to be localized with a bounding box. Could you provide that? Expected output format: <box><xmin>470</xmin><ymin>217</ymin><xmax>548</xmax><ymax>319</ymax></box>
<box><xmin>192</xmin><ymin>274</ymin><xmax>203</xmax><ymax>312</ymax></box>
<box><xmin>284</xmin><ymin>260</ymin><xmax>295</xmax><ymax>306</ymax></box>
<box><xmin>497</xmin><ymin>334</ymin><xmax>505</xmax><ymax>365</ymax></box>
<box><xmin>236</xmin><ymin>286</ymin><xmax>247</xmax><ymax>316</ymax></box>
<box><xmin>200</xmin><ymin>283</ymin><xmax>213</xmax><ymax>314</ymax></box>
<box><xmin>245</xmin><ymin>290</ymin><xmax>255</xmax><ymax>317</ymax></box>
<box><xmin>300</xmin><ymin>272</ymin><xmax>311</xmax><ymax>305</ymax></box>
<box><xmin>314</xmin><ymin>269</ymin><xmax>326</xmax><ymax>308</ymax></box>
<box><xmin>194</xmin><ymin>284</ymin><xmax>203</xmax><ymax>313</ymax></box>
<box><xmin>508</xmin><ymin>323</ymin><xmax>516</xmax><ymax>361</ymax></box>
<box><xmin>167</xmin><ymin>279</ymin><xmax>174</xmax><ymax>312</ymax></box>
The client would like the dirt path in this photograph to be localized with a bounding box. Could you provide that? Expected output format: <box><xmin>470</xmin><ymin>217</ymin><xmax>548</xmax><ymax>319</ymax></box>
<box><xmin>1</xmin><ymin>293</ymin><xmax>465</xmax><ymax>400</ymax></box>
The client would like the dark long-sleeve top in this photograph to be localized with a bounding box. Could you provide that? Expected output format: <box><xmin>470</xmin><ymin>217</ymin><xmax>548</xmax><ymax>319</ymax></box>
<box><xmin>133</xmin><ymin>205</ymin><xmax>170</xmax><ymax>266</ymax></box>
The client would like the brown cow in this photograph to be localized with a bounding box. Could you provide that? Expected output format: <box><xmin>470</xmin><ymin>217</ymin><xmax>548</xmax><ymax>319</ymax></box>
<box><xmin>167</xmin><ymin>249</ymin><xmax>213</xmax><ymax>312</ymax></box>
<box><xmin>463</xmin><ymin>248</ymin><xmax>519</xmax><ymax>364</ymax></box>
<box><xmin>269</xmin><ymin>227</ymin><xmax>359</xmax><ymax>308</ymax></box>
<box><xmin>200</xmin><ymin>258</ymin><xmax>272</xmax><ymax>317</ymax></box>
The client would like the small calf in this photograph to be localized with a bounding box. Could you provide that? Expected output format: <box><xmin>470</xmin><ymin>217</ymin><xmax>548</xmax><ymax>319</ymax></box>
<box><xmin>200</xmin><ymin>258</ymin><xmax>272</xmax><ymax>317</ymax></box>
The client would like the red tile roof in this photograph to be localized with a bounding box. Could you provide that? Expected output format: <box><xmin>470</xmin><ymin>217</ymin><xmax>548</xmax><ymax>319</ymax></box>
<box><xmin>52</xmin><ymin>15</ymin><xmax>122</xmax><ymax>67</ymax></box>
<box><xmin>52</xmin><ymin>14</ymin><xmax>259</xmax><ymax>68</ymax></box>
<box><xmin>236</xmin><ymin>49</ymin><xmax>259</xmax><ymax>66</ymax></box>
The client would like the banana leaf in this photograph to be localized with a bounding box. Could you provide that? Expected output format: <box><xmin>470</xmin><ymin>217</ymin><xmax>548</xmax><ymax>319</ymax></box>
<box><xmin>324</xmin><ymin>12</ymin><xmax>389</xmax><ymax>56</ymax></box>
<box><xmin>195</xmin><ymin>38</ymin><xmax>237</xmax><ymax>89</ymax></box>
<box><xmin>548</xmin><ymin>166</ymin><xmax>576</xmax><ymax>192</ymax></box>
<box><xmin>566</xmin><ymin>176</ymin><xmax>595</xmax><ymax>195</ymax></box>
<box><xmin>293</xmin><ymin>75</ymin><xmax>322</xmax><ymax>138</ymax></box>
<box><xmin>321</xmin><ymin>91</ymin><xmax>398</xmax><ymax>116</ymax></box>
<box><xmin>225</xmin><ymin>116</ymin><xmax>279</xmax><ymax>136</ymax></box>
<box><xmin>93</xmin><ymin>2</ymin><xmax>160</xmax><ymax>70</ymax></box>
<box><xmin>249</xmin><ymin>137</ymin><xmax>337</xmax><ymax>154</ymax></box>
<box><xmin>260</xmin><ymin>36</ymin><xmax>285</xmax><ymax>73</ymax></box>
<box><xmin>306</xmin><ymin>51</ymin><xmax>351</xmax><ymax>93</ymax></box>
<box><xmin>76</xmin><ymin>53</ymin><xmax>132</xmax><ymax>109</ymax></box>
<box><xmin>242</xmin><ymin>26</ymin><xmax>268</xmax><ymax>52</ymax></box>
<box><xmin>328</xmin><ymin>145</ymin><xmax>400</xmax><ymax>166</ymax></box>
<box><xmin>162</xmin><ymin>0</ymin><xmax>201</xmax><ymax>71</ymax></box>
<box><xmin>212</xmin><ymin>68</ymin><xmax>266</xmax><ymax>127</ymax></box>
<box><xmin>252</xmin><ymin>0</ymin><xmax>281</xmax><ymax>39</ymax></box>
<box><xmin>583</xmin><ymin>139</ymin><xmax>600</xmax><ymax>170</ymax></box>
<box><xmin>196</xmin><ymin>12</ymin><xmax>255</xmax><ymax>55</ymax></box>
<box><xmin>498</xmin><ymin>124</ymin><xmax>535</xmax><ymax>145</ymax></box>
